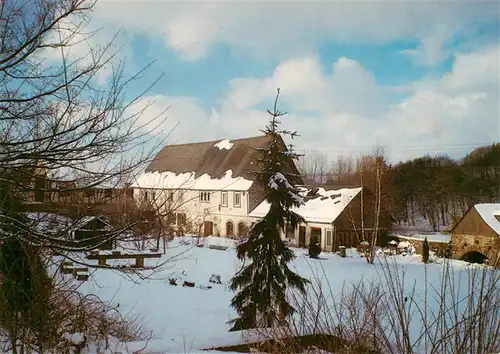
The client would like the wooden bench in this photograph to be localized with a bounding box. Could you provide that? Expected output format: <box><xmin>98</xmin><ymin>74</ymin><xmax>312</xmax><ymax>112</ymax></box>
<box><xmin>86</xmin><ymin>251</ymin><xmax>162</xmax><ymax>268</ymax></box>
<box><xmin>59</xmin><ymin>261</ymin><xmax>90</xmax><ymax>281</ymax></box>
<box><xmin>208</xmin><ymin>245</ymin><xmax>228</xmax><ymax>251</ymax></box>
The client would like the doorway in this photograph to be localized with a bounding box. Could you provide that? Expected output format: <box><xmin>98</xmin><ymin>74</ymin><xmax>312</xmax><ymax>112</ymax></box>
<box><xmin>226</xmin><ymin>221</ymin><xmax>234</xmax><ymax>237</ymax></box>
<box><xmin>298</xmin><ymin>226</ymin><xmax>306</xmax><ymax>248</ymax></box>
<box><xmin>203</xmin><ymin>221</ymin><xmax>214</xmax><ymax>236</ymax></box>
<box><xmin>310</xmin><ymin>227</ymin><xmax>322</xmax><ymax>248</ymax></box>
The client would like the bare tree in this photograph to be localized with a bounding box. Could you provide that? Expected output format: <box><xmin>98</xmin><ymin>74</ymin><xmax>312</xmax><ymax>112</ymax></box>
<box><xmin>297</xmin><ymin>149</ymin><xmax>329</xmax><ymax>184</ymax></box>
<box><xmin>327</xmin><ymin>154</ymin><xmax>355</xmax><ymax>184</ymax></box>
<box><xmin>0</xmin><ymin>0</ymin><xmax>169</xmax><ymax>256</ymax></box>
<box><xmin>344</xmin><ymin>147</ymin><xmax>389</xmax><ymax>264</ymax></box>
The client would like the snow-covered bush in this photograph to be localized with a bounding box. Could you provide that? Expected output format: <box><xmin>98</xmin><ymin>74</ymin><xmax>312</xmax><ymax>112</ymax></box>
<box><xmin>308</xmin><ymin>235</ymin><xmax>321</xmax><ymax>259</ymax></box>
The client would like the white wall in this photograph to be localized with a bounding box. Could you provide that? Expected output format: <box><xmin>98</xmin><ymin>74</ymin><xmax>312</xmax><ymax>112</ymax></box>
<box><xmin>133</xmin><ymin>188</ymin><xmax>255</xmax><ymax>237</ymax></box>
<box><xmin>133</xmin><ymin>187</ymin><xmax>336</xmax><ymax>246</ymax></box>
<box><xmin>283</xmin><ymin>221</ymin><xmax>334</xmax><ymax>251</ymax></box>
<box><xmin>248</xmin><ymin>215</ymin><xmax>335</xmax><ymax>252</ymax></box>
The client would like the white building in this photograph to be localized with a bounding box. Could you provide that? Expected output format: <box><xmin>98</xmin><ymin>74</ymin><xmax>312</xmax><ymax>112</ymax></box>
<box><xmin>131</xmin><ymin>135</ymin><xmax>302</xmax><ymax>238</ymax></box>
<box><xmin>250</xmin><ymin>186</ymin><xmax>365</xmax><ymax>251</ymax></box>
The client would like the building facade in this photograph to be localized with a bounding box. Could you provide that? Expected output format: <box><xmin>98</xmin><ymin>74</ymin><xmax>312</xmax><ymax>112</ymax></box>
<box><xmin>250</xmin><ymin>186</ymin><xmax>392</xmax><ymax>251</ymax></box>
<box><xmin>451</xmin><ymin>203</ymin><xmax>500</xmax><ymax>266</ymax></box>
<box><xmin>132</xmin><ymin>135</ymin><xmax>301</xmax><ymax>238</ymax></box>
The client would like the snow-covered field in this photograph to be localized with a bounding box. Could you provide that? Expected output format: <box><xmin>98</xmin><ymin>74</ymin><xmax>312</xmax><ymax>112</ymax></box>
<box><xmin>68</xmin><ymin>236</ymin><xmax>490</xmax><ymax>353</ymax></box>
<box><xmin>395</xmin><ymin>232</ymin><xmax>451</xmax><ymax>243</ymax></box>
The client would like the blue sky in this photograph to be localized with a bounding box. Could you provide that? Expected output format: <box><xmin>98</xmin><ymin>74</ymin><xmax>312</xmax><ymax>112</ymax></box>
<box><xmin>74</xmin><ymin>1</ymin><xmax>500</xmax><ymax>163</ymax></box>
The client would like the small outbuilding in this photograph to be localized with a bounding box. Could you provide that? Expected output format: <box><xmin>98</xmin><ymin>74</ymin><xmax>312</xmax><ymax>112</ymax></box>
<box><xmin>450</xmin><ymin>203</ymin><xmax>500</xmax><ymax>267</ymax></box>
<box><xmin>71</xmin><ymin>216</ymin><xmax>114</xmax><ymax>250</ymax></box>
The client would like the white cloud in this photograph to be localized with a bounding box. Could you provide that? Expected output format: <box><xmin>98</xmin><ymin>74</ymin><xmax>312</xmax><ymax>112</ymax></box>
<box><xmin>443</xmin><ymin>45</ymin><xmax>500</xmax><ymax>93</ymax></box>
<box><xmin>146</xmin><ymin>44</ymin><xmax>499</xmax><ymax>163</ymax></box>
<box><xmin>400</xmin><ymin>27</ymin><xmax>454</xmax><ymax>66</ymax></box>
<box><xmin>94</xmin><ymin>1</ymin><xmax>498</xmax><ymax>61</ymax></box>
<box><xmin>39</xmin><ymin>15</ymin><xmax>133</xmax><ymax>85</ymax></box>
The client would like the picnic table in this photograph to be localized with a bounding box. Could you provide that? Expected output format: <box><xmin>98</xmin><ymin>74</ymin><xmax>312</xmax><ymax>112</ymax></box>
<box><xmin>208</xmin><ymin>244</ymin><xmax>228</xmax><ymax>251</ymax></box>
<box><xmin>86</xmin><ymin>250</ymin><xmax>162</xmax><ymax>268</ymax></box>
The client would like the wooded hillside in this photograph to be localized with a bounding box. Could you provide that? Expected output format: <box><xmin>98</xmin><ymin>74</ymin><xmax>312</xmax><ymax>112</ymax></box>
<box><xmin>299</xmin><ymin>143</ymin><xmax>500</xmax><ymax>232</ymax></box>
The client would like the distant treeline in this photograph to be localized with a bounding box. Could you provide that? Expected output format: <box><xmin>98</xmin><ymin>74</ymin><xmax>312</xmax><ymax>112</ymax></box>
<box><xmin>299</xmin><ymin>143</ymin><xmax>500</xmax><ymax>231</ymax></box>
<box><xmin>390</xmin><ymin>143</ymin><xmax>500</xmax><ymax>231</ymax></box>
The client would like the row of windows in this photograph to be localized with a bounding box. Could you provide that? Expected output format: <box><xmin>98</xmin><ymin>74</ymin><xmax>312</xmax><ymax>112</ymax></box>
<box><xmin>285</xmin><ymin>225</ymin><xmax>334</xmax><ymax>246</ymax></box>
<box><xmin>225</xmin><ymin>221</ymin><xmax>248</xmax><ymax>237</ymax></box>
<box><xmin>167</xmin><ymin>212</ymin><xmax>187</xmax><ymax>225</ymax></box>
<box><xmin>34</xmin><ymin>188</ymin><xmax>134</xmax><ymax>203</ymax></box>
<box><xmin>310</xmin><ymin>228</ymin><xmax>334</xmax><ymax>247</ymax></box>
<box><xmin>139</xmin><ymin>189</ymin><xmax>243</xmax><ymax>208</ymax></box>
<box><xmin>200</xmin><ymin>191</ymin><xmax>241</xmax><ymax>208</ymax></box>
<box><xmin>142</xmin><ymin>190</ymin><xmax>184</xmax><ymax>203</ymax></box>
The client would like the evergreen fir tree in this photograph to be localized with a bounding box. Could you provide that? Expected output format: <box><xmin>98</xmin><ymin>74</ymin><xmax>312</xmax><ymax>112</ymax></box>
<box><xmin>308</xmin><ymin>234</ymin><xmax>321</xmax><ymax>259</ymax></box>
<box><xmin>422</xmin><ymin>237</ymin><xmax>430</xmax><ymax>263</ymax></box>
<box><xmin>0</xmin><ymin>168</ymin><xmax>54</xmax><ymax>347</ymax></box>
<box><xmin>228</xmin><ymin>89</ymin><xmax>309</xmax><ymax>331</ymax></box>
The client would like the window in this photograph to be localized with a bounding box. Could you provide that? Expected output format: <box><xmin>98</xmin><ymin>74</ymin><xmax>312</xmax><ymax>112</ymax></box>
<box><xmin>177</xmin><ymin>213</ymin><xmax>187</xmax><ymax>225</ymax></box>
<box><xmin>104</xmin><ymin>189</ymin><xmax>112</xmax><ymax>198</ymax></box>
<box><xmin>142</xmin><ymin>190</ymin><xmax>149</xmax><ymax>202</ymax></box>
<box><xmin>350</xmin><ymin>231</ymin><xmax>358</xmax><ymax>245</ymax></box>
<box><xmin>34</xmin><ymin>176</ymin><xmax>45</xmax><ymax>189</ymax></box>
<box><xmin>338</xmin><ymin>232</ymin><xmax>348</xmax><ymax>246</ymax></box>
<box><xmin>226</xmin><ymin>221</ymin><xmax>234</xmax><ymax>237</ymax></box>
<box><xmin>238</xmin><ymin>222</ymin><xmax>247</xmax><ymax>237</ymax></box>
<box><xmin>178</xmin><ymin>190</ymin><xmax>184</xmax><ymax>202</ymax></box>
<box><xmin>200</xmin><ymin>191</ymin><xmax>210</xmax><ymax>203</ymax></box>
<box><xmin>84</xmin><ymin>188</ymin><xmax>95</xmax><ymax>198</ymax></box>
<box><xmin>34</xmin><ymin>189</ymin><xmax>44</xmax><ymax>203</ymax></box>
<box><xmin>285</xmin><ymin>222</ymin><xmax>295</xmax><ymax>239</ymax></box>
<box><xmin>59</xmin><ymin>189</ymin><xmax>71</xmax><ymax>198</ymax></box>
<box><xmin>168</xmin><ymin>190</ymin><xmax>174</xmax><ymax>202</ymax></box>
<box><xmin>234</xmin><ymin>192</ymin><xmax>241</xmax><ymax>207</ymax></box>
<box><xmin>221</xmin><ymin>192</ymin><xmax>228</xmax><ymax>207</ymax></box>
<box><xmin>326</xmin><ymin>229</ymin><xmax>333</xmax><ymax>247</ymax></box>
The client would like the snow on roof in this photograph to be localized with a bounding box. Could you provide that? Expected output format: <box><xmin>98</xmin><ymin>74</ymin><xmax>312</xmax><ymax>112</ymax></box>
<box><xmin>474</xmin><ymin>203</ymin><xmax>500</xmax><ymax>235</ymax></box>
<box><xmin>72</xmin><ymin>216</ymin><xmax>111</xmax><ymax>231</ymax></box>
<box><xmin>249</xmin><ymin>186</ymin><xmax>362</xmax><ymax>223</ymax></box>
<box><xmin>213</xmin><ymin>139</ymin><xmax>234</xmax><ymax>150</ymax></box>
<box><xmin>131</xmin><ymin>169</ymin><xmax>253</xmax><ymax>191</ymax></box>
<box><xmin>26</xmin><ymin>212</ymin><xmax>73</xmax><ymax>234</ymax></box>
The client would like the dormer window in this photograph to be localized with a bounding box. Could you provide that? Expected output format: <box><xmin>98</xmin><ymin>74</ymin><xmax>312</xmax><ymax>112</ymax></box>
<box><xmin>200</xmin><ymin>191</ymin><xmax>210</xmax><ymax>203</ymax></box>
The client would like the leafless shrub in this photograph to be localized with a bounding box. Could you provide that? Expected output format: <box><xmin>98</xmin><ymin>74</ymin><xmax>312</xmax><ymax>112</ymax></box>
<box><xmin>0</xmin><ymin>273</ymin><xmax>152</xmax><ymax>353</ymax></box>
<box><xmin>0</xmin><ymin>0</ymin><xmax>171</xmax><ymax>263</ymax></box>
<box><xmin>256</xmin><ymin>259</ymin><xmax>499</xmax><ymax>354</ymax></box>
<box><xmin>52</xmin><ymin>277</ymin><xmax>152</xmax><ymax>352</ymax></box>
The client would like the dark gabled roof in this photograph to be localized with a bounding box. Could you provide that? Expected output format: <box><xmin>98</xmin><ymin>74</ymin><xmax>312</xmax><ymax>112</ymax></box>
<box><xmin>146</xmin><ymin>134</ymin><xmax>301</xmax><ymax>182</ymax></box>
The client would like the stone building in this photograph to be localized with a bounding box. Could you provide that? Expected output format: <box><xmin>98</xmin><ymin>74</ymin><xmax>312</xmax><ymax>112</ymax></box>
<box><xmin>450</xmin><ymin>203</ymin><xmax>500</xmax><ymax>267</ymax></box>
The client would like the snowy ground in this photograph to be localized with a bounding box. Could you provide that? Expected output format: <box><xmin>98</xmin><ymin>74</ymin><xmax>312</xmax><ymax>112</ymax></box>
<box><xmin>393</xmin><ymin>214</ymin><xmax>453</xmax><ymax>234</ymax></box>
<box><xmin>394</xmin><ymin>232</ymin><xmax>451</xmax><ymax>243</ymax></box>
<box><xmin>65</xmin><ymin>236</ymin><xmax>486</xmax><ymax>353</ymax></box>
